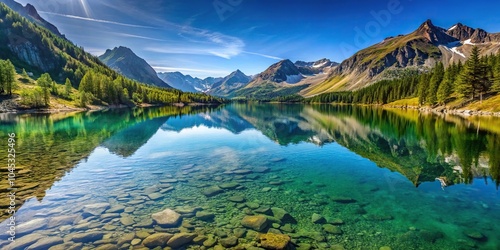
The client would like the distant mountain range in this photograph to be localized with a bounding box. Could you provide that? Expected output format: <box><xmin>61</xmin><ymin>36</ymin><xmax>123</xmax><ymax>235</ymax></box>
<box><xmin>157</xmin><ymin>72</ymin><xmax>223</xmax><ymax>93</ymax></box>
<box><xmin>99</xmin><ymin>46</ymin><xmax>171</xmax><ymax>88</ymax></box>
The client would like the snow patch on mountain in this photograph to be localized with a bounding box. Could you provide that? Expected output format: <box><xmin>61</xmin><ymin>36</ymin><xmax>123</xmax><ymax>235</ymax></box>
<box><xmin>463</xmin><ymin>39</ymin><xmax>476</xmax><ymax>45</ymax></box>
<box><xmin>286</xmin><ymin>74</ymin><xmax>303</xmax><ymax>84</ymax></box>
<box><xmin>313</xmin><ymin>61</ymin><xmax>328</xmax><ymax>68</ymax></box>
<box><xmin>448</xmin><ymin>25</ymin><xmax>457</xmax><ymax>31</ymax></box>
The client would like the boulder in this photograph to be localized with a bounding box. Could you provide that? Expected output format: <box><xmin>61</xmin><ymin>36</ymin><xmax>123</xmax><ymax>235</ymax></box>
<box><xmin>241</xmin><ymin>215</ymin><xmax>268</xmax><ymax>232</ymax></box>
<box><xmin>259</xmin><ymin>233</ymin><xmax>291</xmax><ymax>250</ymax></box>
<box><xmin>142</xmin><ymin>233</ymin><xmax>173</xmax><ymax>248</ymax></box>
<box><xmin>167</xmin><ymin>233</ymin><xmax>197</xmax><ymax>248</ymax></box>
<box><xmin>151</xmin><ymin>208</ymin><xmax>181</xmax><ymax>227</ymax></box>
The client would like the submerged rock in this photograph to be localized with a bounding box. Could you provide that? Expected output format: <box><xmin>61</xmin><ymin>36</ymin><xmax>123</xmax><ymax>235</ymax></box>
<box><xmin>17</xmin><ymin>218</ymin><xmax>48</xmax><ymax>236</ymax></box>
<box><xmin>167</xmin><ymin>233</ymin><xmax>197</xmax><ymax>248</ymax></box>
<box><xmin>323</xmin><ymin>224</ymin><xmax>342</xmax><ymax>235</ymax></box>
<box><xmin>260</xmin><ymin>233</ymin><xmax>291</xmax><ymax>250</ymax></box>
<box><xmin>311</xmin><ymin>213</ymin><xmax>326</xmax><ymax>224</ymax></box>
<box><xmin>219</xmin><ymin>182</ymin><xmax>241</xmax><ymax>189</ymax></box>
<box><xmin>151</xmin><ymin>208</ymin><xmax>182</xmax><ymax>227</ymax></box>
<box><xmin>26</xmin><ymin>236</ymin><xmax>63</xmax><ymax>250</ymax></box>
<box><xmin>82</xmin><ymin>203</ymin><xmax>110</xmax><ymax>216</ymax></box>
<box><xmin>70</xmin><ymin>231</ymin><xmax>105</xmax><ymax>242</ymax></box>
<box><xmin>465</xmin><ymin>231</ymin><xmax>487</xmax><ymax>241</ymax></box>
<box><xmin>228</xmin><ymin>195</ymin><xmax>246</xmax><ymax>203</ymax></box>
<box><xmin>331</xmin><ymin>197</ymin><xmax>356</xmax><ymax>204</ymax></box>
<box><xmin>4</xmin><ymin>233</ymin><xmax>44</xmax><ymax>250</ymax></box>
<box><xmin>196</xmin><ymin>211</ymin><xmax>215</xmax><ymax>221</ymax></box>
<box><xmin>220</xmin><ymin>236</ymin><xmax>239</xmax><ymax>248</ymax></box>
<box><xmin>142</xmin><ymin>233</ymin><xmax>173</xmax><ymax>248</ymax></box>
<box><xmin>271</xmin><ymin>207</ymin><xmax>297</xmax><ymax>224</ymax></box>
<box><xmin>241</xmin><ymin>215</ymin><xmax>269</xmax><ymax>231</ymax></box>
<box><xmin>202</xmin><ymin>186</ymin><xmax>224</xmax><ymax>197</ymax></box>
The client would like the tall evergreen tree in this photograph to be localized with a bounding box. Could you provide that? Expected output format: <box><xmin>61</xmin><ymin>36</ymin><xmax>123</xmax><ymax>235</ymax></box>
<box><xmin>456</xmin><ymin>47</ymin><xmax>491</xmax><ymax>101</ymax></box>
<box><xmin>428</xmin><ymin>62</ymin><xmax>444</xmax><ymax>104</ymax></box>
<box><xmin>37</xmin><ymin>73</ymin><xmax>53</xmax><ymax>106</ymax></box>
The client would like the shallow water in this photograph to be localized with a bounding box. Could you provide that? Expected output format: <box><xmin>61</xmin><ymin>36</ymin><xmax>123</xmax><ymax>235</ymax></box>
<box><xmin>0</xmin><ymin>104</ymin><xmax>499</xmax><ymax>249</ymax></box>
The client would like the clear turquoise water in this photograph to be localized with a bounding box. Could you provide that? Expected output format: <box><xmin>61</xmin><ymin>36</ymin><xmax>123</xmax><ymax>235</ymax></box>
<box><xmin>0</xmin><ymin>104</ymin><xmax>499</xmax><ymax>249</ymax></box>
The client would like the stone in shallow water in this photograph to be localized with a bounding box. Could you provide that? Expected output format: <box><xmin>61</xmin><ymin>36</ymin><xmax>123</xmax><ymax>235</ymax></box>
<box><xmin>281</xmin><ymin>224</ymin><xmax>294</xmax><ymax>233</ymax></box>
<box><xmin>328</xmin><ymin>218</ymin><xmax>344</xmax><ymax>225</ymax></box>
<box><xmin>234</xmin><ymin>228</ymin><xmax>247</xmax><ymax>238</ymax></box>
<box><xmin>117</xmin><ymin>232</ymin><xmax>135</xmax><ymax>245</ymax></box>
<box><xmin>219</xmin><ymin>182</ymin><xmax>241</xmax><ymax>189</ymax></box>
<box><xmin>269</xmin><ymin>181</ymin><xmax>284</xmax><ymax>186</ymax></box>
<box><xmin>160</xmin><ymin>179</ymin><xmax>178</xmax><ymax>183</ymax></box>
<box><xmin>167</xmin><ymin>233</ymin><xmax>197</xmax><ymax>248</ymax></box>
<box><xmin>379</xmin><ymin>247</ymin><xmax>392</xmax><ymax>250</ymax></box>
<box><xmin>323</xmin><ymin>224</ymin><xmax>342</xmax><ymax>235</ymax></box>
<box><xmin>311</xmin><ymin>213</ymin><xmax>326</xmax><ymax>224</ymax></box>
<box><xmin>254</xmin><ymin>207</ymin><xmax>273</xmax><ymax>215</ymax></box>
<box><xmin>260</xmin><ymin>233</ymin><xmax>291</xmax><ymax>250</ymax></box>
<box><xmin>196</xmin><ymin>211</ymin><xmax>215</xmax><ymax>221</ymax></box>
<box><xmin>254</xmin><ymin>167</ymin><xmax>270</xmax><ymax>173</ymax></box>
<box><xmin>220</xmin><ymin>236</ymin><xmax>238</xmax><ymax>248</ymax></box>
<box><xmin>228</xmin><ymin>195</ymin><xmax>246</xmax><ymax>203</ymax></box>
<box><xmin>262</xmin><ymin>187</ymin><xmax>272</xmax><ymax>192</ymax></box>
<box><xmin>142</xmin><ymin>233</ymin><xmax>173</xmax><ymax>248</ymax></box>
<box><xmin>131</xmin><ymin>239</ymin><xmax>141</xmax><ymax>245</ymax></box>
<box><xmin>331</xmin><ymin>244</ymin><xmax>346</xmax><ymax>250</ymax></box>
<box><xmin>465</xmin><ymin>231</ymin><xmax>487</xmax><ymax>242</ymax></box>
<box><xmin>233</xmin><ymin>169</ymin><xmax>253</xmax><ymax>175</ymax></box>
<box><xmin>82</xmin><ymin>203</ymin><xmax>110</xmax><ymax>216</ymax></box>
<box><xmin>147</xmin><ymin>192</ymin><xmax>163</xmax><ymax>200</ymax></box>
<box><xmin>48</xmin><ymin>215</ymin><xmax>81</xmax><ymax>228</ymax></box>
<box><xmin>106</xmin><ymin>204</ymin><xmax>125</xmax><ymax>213</ymax></box>
<box><xmin>151</xmin><ymin>208</ymin><xmax>182</xmax><ymax>227</ymax></box>
<box><xmin>26</xmin><ymin>236</ymin><xmax>63</xmax><ymax>250</ymax></box>
<box><xmin>331</xmin><ymin>197</ymin><xmax>356</xmax><ymax>204</ymax></box>
<box><xmin>70</xmin><ymin>231</ymin><xmax>105</xmax><ymax>242</ymax></box>
<box><xmin>46</xmin><ymin>242</ymin><xmax>83</xmax><ymax>250</ymax></box>
<box><xmin>363</xmin><ymin>214</ymin><xmax>393</xmax><ymax>221</ymax></box>
<box><xmin>4</xmin><ymin>233</ymin><xmax>44</xmax><ymax>250</ymax></box>
<box><xmin>241</xmin><ymin>215</ymin><xmax>268</xmax><ymax>232</ymax></box>
<box><xmin>203</xmin><ymin>237</ymin><xmax>217</xmax><ymax>247</ymax></box>
<box><xmin>120</xmin><ymin>216</ymin><xmax>135</xmax><ymax>226</ymax></box>
<box><xmin>17</xmin><ymin>218</ymin><xmax>48</xmax><ymax>236</ymax></box>
<box><xmin>94</xmin><ymin>244</ymin><xmax>118</xmax><ymax>250</ymax></box>
<box><xmin>246</xmin><ymin>202</ymin><xmax>260</xmax><ymax>209</ymax></box>
<box><xmin>202</xmin><ymin>186</ymin><xmax>224</xmax><ymax>197</ymax></box>
<box><xmin>271</xmin><ymin>207</ymin><xmax>297</xmax><ymax>224</ymax></box>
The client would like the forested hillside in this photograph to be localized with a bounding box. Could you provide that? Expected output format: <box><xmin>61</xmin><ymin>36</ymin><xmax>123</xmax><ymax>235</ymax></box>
<box><xmin>0</xmin><ymin>3</ymin><xmax>222</xmax><ymax>109</ymax></box>
<box><xmin>308</xmin><ymin>47</ymin><xmax>500</xmax><ymax>107</ymax></box>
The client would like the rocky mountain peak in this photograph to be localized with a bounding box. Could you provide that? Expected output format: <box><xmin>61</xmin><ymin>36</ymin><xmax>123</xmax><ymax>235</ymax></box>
<box><xmin>447</xmin><ymin>23</ymin><xmax>475</xmax><ymax>41</ymax></box>
<box><xmin>258</xmin><ymin>59</ymin><xmax>300</xmax><ymax>82</ymax></box>
<box><xmin>415</xmin><ymin>19</ymin><xmax>457</xmax><ymax>44</ymax></box>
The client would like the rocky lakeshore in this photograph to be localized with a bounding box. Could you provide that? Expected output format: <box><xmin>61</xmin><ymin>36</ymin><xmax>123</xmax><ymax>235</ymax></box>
<box><xmin>0</xmin><ymin>157</ymin><xmax>490</xmax><ymax>250</ymax></box>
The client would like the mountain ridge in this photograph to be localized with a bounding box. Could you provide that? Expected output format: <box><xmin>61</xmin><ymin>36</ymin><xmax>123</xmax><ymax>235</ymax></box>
<box><xmin>99</xmin><ymin>46</ymin><xmax>171</xmax><ymax>88</ymax></box>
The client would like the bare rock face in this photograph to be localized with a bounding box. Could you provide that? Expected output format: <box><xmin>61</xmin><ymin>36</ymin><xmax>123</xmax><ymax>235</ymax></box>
<box><xmin>151</xmin><ymin>208</ymin><xmax>182</xmax><ymax>227</ymax></box>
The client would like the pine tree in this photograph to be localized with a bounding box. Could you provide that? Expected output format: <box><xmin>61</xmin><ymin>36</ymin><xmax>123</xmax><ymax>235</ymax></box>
<box><xmin>428</xmin><ymin>62</ymin><xmax>444</xmax><ymax>104</ymax></box>
<box><xmin>456</xmin><ymin>47</ymin><xmax>491</xmax><ymax>101</ymax></box>
<box><xmin>437</xmin><ymin>67</ymin><xmax>453</xmax><ymax>104</ymax></box>
<box><xmin>418</xmin><ymin>74</ymin><xmax>431</xmax><ymax>105</ymax></box>
<box><xmin>493</xmin><ymin>57</ymin><xmax>500</xmax><ymax>92</ymax></box>
<box><xmin>64</xmin><ymin>78</ymin><xmax>72</xmax><ymax>98</ymax></box>
<box><xmin>37</xmin><ymin>73</ymin><xmax>53</xmax><ymax>106</ymax></box>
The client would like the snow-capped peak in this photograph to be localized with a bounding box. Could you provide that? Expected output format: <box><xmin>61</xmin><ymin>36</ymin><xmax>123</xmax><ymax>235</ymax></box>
<box><xmin>448</xmin><ymin>25</ymin><xmax>457</xmax><ymax>31</ymax></box>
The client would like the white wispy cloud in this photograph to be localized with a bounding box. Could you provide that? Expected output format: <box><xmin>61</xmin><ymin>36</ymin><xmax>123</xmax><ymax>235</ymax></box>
<box><xmin>39</xmin><ymin>11</ymin><xmax>156</xmax><ymax>29</ymax></box>
<box><xmin>153</xmin><ymin>66</ymin><xmax>231</xmax><ymax>75</ymax></box>
<box><xmin>242</xmin><ymin>51</ymin><xmax>283</xmax><ymax>60</ymax></box>
<box><xmin>111</xmin><ymin>32</ymin><xmax>170</xmax><ymax>42</ymax></box>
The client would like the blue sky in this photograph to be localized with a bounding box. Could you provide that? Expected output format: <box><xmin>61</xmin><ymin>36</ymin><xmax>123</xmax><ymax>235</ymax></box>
<box><xmin>15</xmin><ymin>0</ymin><xmax>500</xmax><ymax>78</ymax></box>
